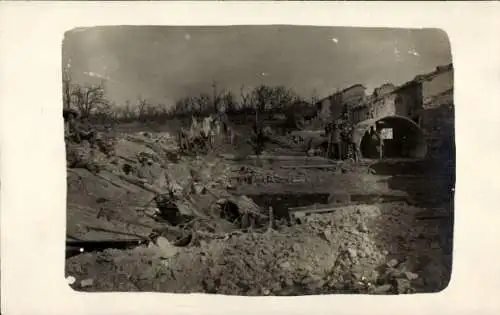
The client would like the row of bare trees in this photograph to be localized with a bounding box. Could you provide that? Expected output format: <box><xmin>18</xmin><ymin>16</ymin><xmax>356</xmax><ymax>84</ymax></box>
<box><xmin>171</xmin><ymin>83</ymin><xmax>306</xmax><ymax>118</ymax></box>
<box><xmin>63</xmin><ymin>70</ymin><xmax>320</xmax><ymax>124</ymax></box>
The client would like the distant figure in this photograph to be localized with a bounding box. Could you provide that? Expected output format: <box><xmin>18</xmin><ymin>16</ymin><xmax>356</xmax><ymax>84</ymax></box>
<box><xmin>370</xmin><ymin>126</ymin><xmax>384</xmax><ymax>159</ymax></box>
<box><xmin>350</xmin><ymin>134</ymin><xmax>361</xmax><ymax>162</ymax></box>
<box><xmin>249</xmin><ymin>121</ymin><xmax>270</xmax><ymax>157</ymax></box>
<box><xmin>329</xmin><ymin>123</ymin><xmax>342</xmax><ymax>160</ymax></box>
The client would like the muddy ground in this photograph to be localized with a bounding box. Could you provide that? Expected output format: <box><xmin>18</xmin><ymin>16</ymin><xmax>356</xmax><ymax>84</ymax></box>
<box><xmin>65</xmin><ymin>122</ymin><xmax>454</xmax><ymax>295</ymax></box>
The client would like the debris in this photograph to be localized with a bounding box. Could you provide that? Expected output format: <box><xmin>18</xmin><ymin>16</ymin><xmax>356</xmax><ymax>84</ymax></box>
<box><xmin>386</xmin><ymin>259</ymin><xmax>399</xmax><ymax>268</ymax></box>
<box><xmin>394</xmin><ymin>278</ymin><xmax>411</xmax><ymax>294</ymax></box>
<box><xmin>405</xmin><ymin>271</ymin><xmax>419</xmax><ymax>280</ymax></box>
<box><xmin>328</xmin><ymin>192</ymin><xmax>351</xmax><ymax>205</ymax></box>
<box><xmin>65</xmin><ymin>109</ymin><xmax>453</xmax><ymax>295</ymax></box>
<box><xmin>371</xmin><ymin>284</ymin><xmax>392</xmax><ymax>294</ymax></box>
<box><xmin>149</xmin><ymin>236</ymin><xmax>179</xmax><ymax>258</ymax></box>
<box><xmin>320</xmin><ymin>229</ymin><xmax>333</xmax><ymax>243</ymax></box>
<box><xmin>80</xmin><ymin>278</ymin><xmax>94</xmax><ymax>288</ymax></box>
<box><xmin>281</xmin><ymin>164</ymin><xmax>338</xmax><ymax>169</ymax></box>
<box><xmin>279</xmin><ymin>261</ymin><xmax>292</xmax><ymax>270</ymax></box>
<box><xmin>347</xmin><ymin>248</ymin><xmax>358</xmax><ymax>260</ymax></box>
<box><xmin>358</xmin><ymin>221</ymin><xmax>368</xmax><ymax>233</ymax></box>
<box><xmin>66</xmin><ymin>276</ymin><xmax>76</xmax><ymax>285</ymax></box>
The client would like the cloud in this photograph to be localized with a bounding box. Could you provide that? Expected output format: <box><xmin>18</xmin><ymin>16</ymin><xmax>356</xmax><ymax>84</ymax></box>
<box><xmin>84</xmin><ymin>71</ymin><xmax>111</xmax><ymax>80</ymax></box>
<box><xmin>331</xmin><ymin>37</ymin><xmax>339</xmax><ymax>44</ymax></box>
<box><xmin>408</xmin><ymin>49</ymin><xmax>420</xmax><ymax>56</ymax></box>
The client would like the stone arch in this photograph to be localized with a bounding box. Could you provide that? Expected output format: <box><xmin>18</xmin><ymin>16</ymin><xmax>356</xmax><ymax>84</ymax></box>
<box><xmin>353</xmin><ymin>115</ymin><xmax>428</xmax><ymax>159</ymax></box>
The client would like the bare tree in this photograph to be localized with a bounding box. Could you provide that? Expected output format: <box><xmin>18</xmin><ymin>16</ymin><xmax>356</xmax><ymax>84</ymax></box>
<box><xmin>272</xmin><ymin>85</ymin><xmax>298</xmax><ymax>110</ymax></box>
<box><xmin>239</xmin><ymin>85</ymin><xmax>254</xmax><ymax>111</ymax></box>
<box><xmin>72</xmin><ymin>82</ymin><xmax>109</xmax><ymax>118</ymax></box>
<box><xmin>63</xmin><ymin>66</ymin><xmax>72</xmax><ymax>110</ymax></box>
<box><xmin>252</xmin><ymin>85</ymin><xmax>274</xmax><ymax>113</ymax></box>
<box><xmin>212</xmin><ymin>80</ymin><xmax>220</xmax><ymax>113</ymax></box>
<box><xmin>137</xmin><ymin>98</ymin><xmax>148</xmax><ymax>121</ymax></box>
<box><xmin>196</xmin><ymin>93</ymin><xmax>212</xmax><ymax>115</ymax></box>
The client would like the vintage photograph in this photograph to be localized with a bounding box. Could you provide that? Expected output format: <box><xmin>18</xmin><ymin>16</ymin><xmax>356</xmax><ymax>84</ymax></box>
<box><xmin>63</xmin><ymin>26</ymin><xmax>454</xmax><ymax>295</ymax></box>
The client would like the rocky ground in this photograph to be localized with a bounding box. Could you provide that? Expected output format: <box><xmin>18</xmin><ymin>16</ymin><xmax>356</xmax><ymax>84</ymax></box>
<box><xmin>64</xmin><ymin>118</ymin><xmax>454</xmax><ymax>295</ymax></box>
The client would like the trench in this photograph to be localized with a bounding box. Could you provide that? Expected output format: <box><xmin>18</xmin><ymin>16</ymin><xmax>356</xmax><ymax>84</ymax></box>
<box><xmin>246</xmin><ymin>192</ymin><xmax>410</xmax><ymax>220</ymax></box>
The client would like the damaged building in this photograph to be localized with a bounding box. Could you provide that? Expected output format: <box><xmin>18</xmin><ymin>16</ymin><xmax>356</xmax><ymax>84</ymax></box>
<box><xmin>318</xmin><ymin>64</ymin><xmax>454</xmax><ymax>160</ymax></box>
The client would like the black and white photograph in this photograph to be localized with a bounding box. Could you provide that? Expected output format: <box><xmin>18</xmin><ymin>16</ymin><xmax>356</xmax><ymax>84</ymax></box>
<box><xmin>63</xmin><ymin>25</ymin><xmax>455</xmax><ymax>295</ymax></box>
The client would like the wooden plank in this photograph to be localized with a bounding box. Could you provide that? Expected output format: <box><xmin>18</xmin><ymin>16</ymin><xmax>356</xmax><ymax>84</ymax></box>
<box><xmin>280</xmin><ymin>164</ymin><xmax>338</xmax><ymax>169</ymax></box>
<box><xmin>290</xmin><ymin>206</ymin><xmax>343</xmax><ymax>218</ymax></box>
<box><xmin>219</xmin><ymin>153</ymin><xmax>333</xmax><ymax>162</ymax></box>
<box><xmin>288</xmin><ymin>204</ymin><xmax>327</xmax><ymax>212</ymax></box>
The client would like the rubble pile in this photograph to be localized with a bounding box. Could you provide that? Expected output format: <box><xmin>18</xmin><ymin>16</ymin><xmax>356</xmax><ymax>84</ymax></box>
<box><xmin>65</xmin><ymin>110</ymin><xmax>118</xmax><ymax>173</ymax></box>
<box><xmin>66</xmin><ymin>203</ymin><xmax>447</xmax><ymax>295</ymax></box>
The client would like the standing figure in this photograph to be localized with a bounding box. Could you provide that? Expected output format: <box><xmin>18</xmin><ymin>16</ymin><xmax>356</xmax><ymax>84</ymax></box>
<box><xmin>369</xmin><ymin>125</ymin><xmax>384</xmax><ymax>159</ymax></box>
<box><xmin>329</xmin><ymin>123</ymin><xmax>341</xmax><ymax>160</ymax></box>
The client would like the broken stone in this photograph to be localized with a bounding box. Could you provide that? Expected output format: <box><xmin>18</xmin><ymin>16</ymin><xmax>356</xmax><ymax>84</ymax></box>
<box><xmin>279</xmin><ymin>261</ymin><xmax>292</xmax><ymax>270</ymax></box>
<box><xmin>153</xmin><ymin>236</ymin><xmax>179</xmax><ymax>258</ymax></box>
<box><xmin>270</xmin><ymin>282</ymin><xmax>282</xmax><ymax>293</ymax></box>
<box><xmin>321</xmin><ymin>229</ymin><xmax>333</xmax><ymax>242</ymax></box>
<box><xmin>405</xmin><ymin>271</ymin><xmax>419</xmax><ymax>280</ymax></box>
<box><xmin>358</xmin><ymin>221</ymin><xmax>368</xmax><ymax>233</ymax></box>
<box><xmin>80</xmin><ymin>278</ymin><xmax>94</xmax><ymax>288</ymax></box>
<box><xmin>202</xmin><ymin>278</ymin><xmax>217</xmax><ymax>293</ymax></box>
<box><xmin>66</xmin><ymin>276</ymin><xmax>76</xmax><ymax>285</ymax></box>
<box><xmin>306</xmin><ymin>280</ymin><xmax>324</xmax><ymax>292</ymax></box>
<box><xmin>371</xmin><ymin>284</ymin><xmax>392</xmax><ymax>294</ymax></box>
<box><xmin>292</xmin><ymin>243</ymin><xmax>301</xmax><ymax>252</ymax></box>
<box><xmin>386</xmin><ymin>259</ymin><xmax>398</xmax><ymax>268</ymax></box>
<box><xmin>347</xmin><ymin>248</ymin><xmax>358</xmax><ymax>260</ymax></box>
<box><xmin>193</xmin><ymin>183</ymin><xmax>206</xmax><ymax>194</ymax></box>
<box><xmin>283</xmin><ymin>278</ymin><xmax>294</xmax><ymax>287</ymax></box>
<box><xmin>394</xmin><ymin>278</ymin><xmax>411</xmax><ymax>294</ymax></box>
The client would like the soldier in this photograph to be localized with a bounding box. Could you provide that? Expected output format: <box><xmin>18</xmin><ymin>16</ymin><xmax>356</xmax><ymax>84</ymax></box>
<box><xmin>329</xmin><ymin>122</ymin><xmax>342</xmax><ymax>160</ymax></box>
<box><xmin>350</xmin><ymin>130</ymin><xmax>362</xmax><ymax>162</ymax></box>
<box><xmin>369</xmin><ymin>125</ymin><xmax>384</xmax><ymax>159</ymax></box>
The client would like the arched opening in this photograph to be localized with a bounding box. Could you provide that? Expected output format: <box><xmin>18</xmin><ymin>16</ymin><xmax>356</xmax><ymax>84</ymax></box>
<box><xmin>357</xmin><ymin>116</ymin><xmax>427</xmax><ymax>159</ymax></box>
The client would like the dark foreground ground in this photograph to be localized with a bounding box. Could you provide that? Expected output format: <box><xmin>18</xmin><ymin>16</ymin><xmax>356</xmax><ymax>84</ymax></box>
<box><xmin>65</xmin><ymin>122</ymin><xmax>454</xmax><ymax>295</ymax></box>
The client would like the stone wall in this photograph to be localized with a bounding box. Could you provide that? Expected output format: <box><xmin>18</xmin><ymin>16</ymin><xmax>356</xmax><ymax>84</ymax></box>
<box><xmin>421</xmin><ymin>69</ymin><xmax>454</xmax><ymax>105</ymax></box>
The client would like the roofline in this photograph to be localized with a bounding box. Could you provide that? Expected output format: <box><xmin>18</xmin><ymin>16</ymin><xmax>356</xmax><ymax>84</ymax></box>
<box><xmin>316</xmin><ymin>84</ymin><xmax>367</xmax><ymax>104</ymax></box>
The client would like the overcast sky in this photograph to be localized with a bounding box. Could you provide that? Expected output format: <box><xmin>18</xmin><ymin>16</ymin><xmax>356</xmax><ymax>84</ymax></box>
<box><xmin>62</xmin><ymin>26</ymin><xmax>452</xmax><ymax>107</ymax></box>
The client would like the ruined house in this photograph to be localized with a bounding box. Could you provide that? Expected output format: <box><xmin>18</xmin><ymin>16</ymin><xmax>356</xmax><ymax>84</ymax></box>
<box><xmin>316</xmin><ymin>84</ymin><xmax>367</xmax><ymax>121</ymax></box>
<box><xmin>311</xmin><ymin>63</ymin><xmax>453</xmax><ymax>160</ymax></box>
<box><xmin>353</xmin><ymin>63</ymin><xmax>454</xmax><ymax>159</ymax></box>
